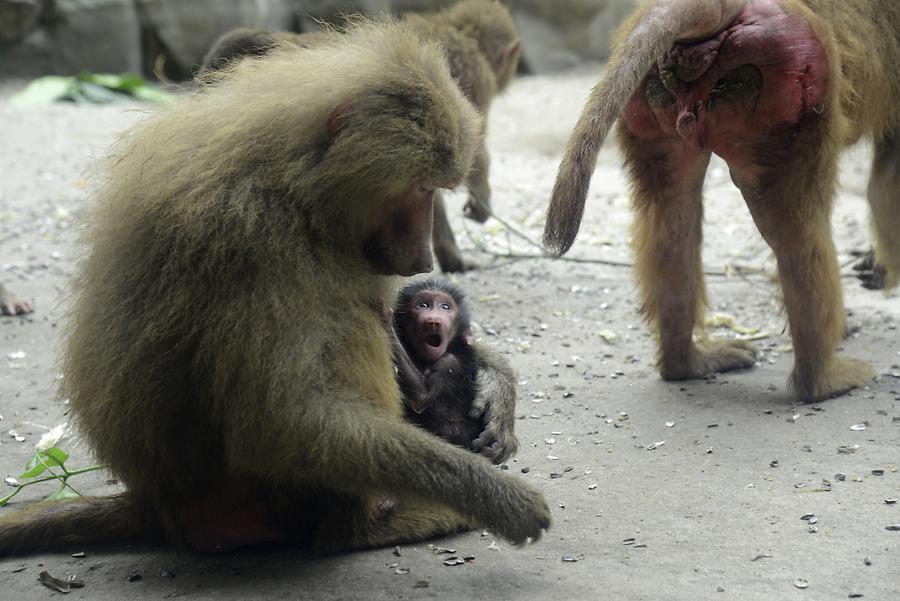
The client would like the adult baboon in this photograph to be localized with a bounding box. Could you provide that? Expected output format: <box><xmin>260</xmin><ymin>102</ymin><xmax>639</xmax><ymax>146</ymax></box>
<box><xmin>0</xmin><ymin>21</ymin><xmax>549</xmax><ymax>556</ymax></box>
<box><xmin>544</xmin><ymin>0</ymin><xmax>899</xmax><ymax>402</ymax></box>
<box><xmin>202</xmin><ymin>0</ymin><xmax>522</xmax><ymax>272</ymax></box>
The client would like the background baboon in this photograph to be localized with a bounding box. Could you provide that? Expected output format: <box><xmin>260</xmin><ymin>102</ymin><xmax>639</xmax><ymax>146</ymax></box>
<box><xmin>202</xmin><ymin>27</ymin><xmax>330</xmax><ymax>71</ymax></box>
<box><xmin>0</xmin><ymin>21</ymin><xmax>549</xmax><ymax>556</ymax></box>
<box><xmin>544</xmin><ymin>0</ymin><xmax>900</xmax><ymax>402</ymax></box>
<box><xmin>0</xmin><ymin>281</ymin><xmax>32</xmax><ymax>316</ymax></box>
<box><xmin>388</xmin><ymin>278</ymin><xmax>519</xmax><ymax>463</ymax></box>
<box><xmin>202</xmin><ymin>0</ymin><xmax>522</xmax><ymax>273</ymax></box>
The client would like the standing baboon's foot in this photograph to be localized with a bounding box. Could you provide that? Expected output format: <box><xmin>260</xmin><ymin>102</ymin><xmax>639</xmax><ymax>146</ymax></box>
<box><xmin>435</xmin><ymin>247</ymin><xmax>478</xmax><ymax>273</ymax></box>
<box><xmin>463</xmin><ymin>191</ymin><xmax>491</xmax><ymax>223</ymax></box>
<box><xmin>842</xmin><ymin>312</ymin><xmax>861</xmax><ymax>339</ymax></box>
<box><xmin>852</xmin><ymin>249</ymin><xmax>887</xmax><ymax>290</ymax></box>
<box><xmin>660</xmin><ymin>339</ymin><xmax>756</xmax><ymax>380</ymax></box>
<box><xmin>792</xmin><ymin>357</ymin><xmax>873</xmax><ymax>403</ymax></box>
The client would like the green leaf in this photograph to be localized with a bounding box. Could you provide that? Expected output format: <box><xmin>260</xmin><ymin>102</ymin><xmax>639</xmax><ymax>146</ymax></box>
<box><xmin>41</xmin><ymin>447</ymin><xmax>69</xmax><ymax>467</ymax></box>
<box><xmin>10</xmin><ymin>73</ymin><xmax>174</xmax><ymax>106</ymax></box>
<box><xmin>79</xmin><ymin>72</ymin><xmax>123</xmax><ymax>88</ymax></box>
<box><xmin>82</xmin><ymin>72</ymin><xmax>144</xmax><ymax>92</ymax></box>
<box><xmin>9</xmin><ymin>76</ymin><xmax>75</xmax><ymax>106</ymax></box>
<box><xmin>80</xmin><ymin>72</ymin><xmax>173</xmax><ymax>103</ymax></box>
<box><xmin>46</xmin><ymin>484</ymin><xmax>80</xmax><ymax>501</ymax></box>
<box><xmin>77</xmin><ymin>81</ymin><xmax>124</xmax><ymax>104</ymax></box>
<box><xmin>129</xmin><ymin>84</ymin><xmax>175</xmax><ymax>104</ymax></box>
<box><xmin>20</xmin><ymin>453</ymin><xmax>48</xmax><ymax>479</ymax></box>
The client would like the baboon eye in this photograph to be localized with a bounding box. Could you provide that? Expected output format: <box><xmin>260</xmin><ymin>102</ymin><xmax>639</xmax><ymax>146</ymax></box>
<box><xmin>417</xmin><ymin>301</ymin><xmax>429</xmax><ymax>309</ymax></box>
<box><xmin>440</xmin><ymin>303</ymin><xmax>451</xmax><ymax>310</ymax></box>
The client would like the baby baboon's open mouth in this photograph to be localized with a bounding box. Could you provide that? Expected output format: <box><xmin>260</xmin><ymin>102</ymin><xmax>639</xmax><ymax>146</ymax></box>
<box><xmin>425</xmin><ymin>333</ymin><xmax>443</xmax><ymax>348</ymax></box>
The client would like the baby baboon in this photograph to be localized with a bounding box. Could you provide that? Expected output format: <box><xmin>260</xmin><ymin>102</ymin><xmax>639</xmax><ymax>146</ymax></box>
<box><xmin>0</xmin><ymin>282</ymin><xmax>32</xmax><ymax>316</ymax></box>
<box><xmin>0</xmin><ymin>21</ymin><xmax>549</xmax><ymax>556</ymax></box>
<box><xmin>544</xmin><ymin>0</ymin><xmax>900</xmax><ymax>402</ymax></box>
<box><xmin>202</xmin><ymin>0</ymin><xmax>522</xmax><ymax>272</ymax></box>
<box><xmin>388</xmin><ymin>278</ymin><xmax>519</xmax><ymax>463</ymax></box>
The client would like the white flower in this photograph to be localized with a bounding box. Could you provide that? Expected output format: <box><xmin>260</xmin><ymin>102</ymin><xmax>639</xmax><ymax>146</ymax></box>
<box><xmin>36</xmin><ymin>422</ymin><xmax>70</xmax><ymax>452</ymax></box>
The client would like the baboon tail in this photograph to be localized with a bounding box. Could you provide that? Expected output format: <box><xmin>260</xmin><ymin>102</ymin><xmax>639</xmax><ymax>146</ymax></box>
<box><xmin>543</xmin><ymin>0</ymin><xmax>744</xmax><ymax>256</ymax></box>
<box><xmin>0</xmin><ymin>494</ymin><xmax>159</xmax><ymax>556</ymax></box>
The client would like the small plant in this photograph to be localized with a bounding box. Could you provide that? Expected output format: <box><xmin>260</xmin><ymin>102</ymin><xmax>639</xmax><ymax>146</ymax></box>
<box><xmin>10</xmin><ymin>72</ymin><xmax>174</xmax><ymax>106</ymax></box>
<box><xmin>0</xmin><ymin>424</ymin><xmax>103</xmax><ymax>507</ymax></box>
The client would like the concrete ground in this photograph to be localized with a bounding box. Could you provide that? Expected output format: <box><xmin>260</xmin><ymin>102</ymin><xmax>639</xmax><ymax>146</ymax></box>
<box><xmin>0</xmin><ymin>67</ymin><xmax>898</xmax><ymax>600</ymax></box>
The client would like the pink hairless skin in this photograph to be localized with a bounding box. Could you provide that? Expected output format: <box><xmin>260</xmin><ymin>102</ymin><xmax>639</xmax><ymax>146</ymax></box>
<box><xmin>621</xmin><ymin>0</ymin><xmax>828</xmax><ymax>167</ymax></box>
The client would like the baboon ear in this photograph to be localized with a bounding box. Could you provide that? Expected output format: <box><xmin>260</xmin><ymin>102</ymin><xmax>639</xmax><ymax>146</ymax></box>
<box><xmin>326</xmin><ymin>103</ymin><xmax>351</xmax><ymax>140</ymax></box>
<box><xmin>496</xmin><ymin>39</ymin><xmax>520</xmax><ymax>70</ymax></box>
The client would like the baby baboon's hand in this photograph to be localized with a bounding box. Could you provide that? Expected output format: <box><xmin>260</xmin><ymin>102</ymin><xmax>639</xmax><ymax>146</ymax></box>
<box><xmin>470</xmin><ymin>422</ymin><xmax>518</xmax><ymax>464</ymax></box>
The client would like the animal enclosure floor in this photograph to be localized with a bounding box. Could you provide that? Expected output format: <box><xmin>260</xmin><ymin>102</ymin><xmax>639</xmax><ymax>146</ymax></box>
<box><xmin>0</xmin><ymin>67</ymin><xmax>898</xmax><ymax>601</ymax></box>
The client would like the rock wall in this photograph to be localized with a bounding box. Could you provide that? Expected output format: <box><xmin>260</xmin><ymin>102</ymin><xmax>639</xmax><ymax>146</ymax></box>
<box><xmin>0</xmin><ymin>0</ymin><xmax>636</xmax><ymax>79</ymax></box>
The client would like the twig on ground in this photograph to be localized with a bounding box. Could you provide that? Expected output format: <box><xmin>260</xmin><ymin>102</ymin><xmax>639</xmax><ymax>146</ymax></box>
<box><xmin>460</xmin><ymin>213</ymin><xmax>773</xmax><ymax>279</ymax></box>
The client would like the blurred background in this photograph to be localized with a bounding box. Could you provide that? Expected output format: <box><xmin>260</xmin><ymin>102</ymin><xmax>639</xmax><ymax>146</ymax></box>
<box><xmin>0</xmin><ymin>0</ymin><xmax>637</xmax><ymax>81</ymax></box>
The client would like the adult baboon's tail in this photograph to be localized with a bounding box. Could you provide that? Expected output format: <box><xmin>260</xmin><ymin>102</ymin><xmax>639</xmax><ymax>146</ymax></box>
<box><xmin>543</xmin><ymin>0</ymin><xmax>744</xmax><ymax>256</ymax></box>
<box><xmin>0</xmin><ymin>494</ymin><xmax>158</xmax><ymax>556</ymax></box>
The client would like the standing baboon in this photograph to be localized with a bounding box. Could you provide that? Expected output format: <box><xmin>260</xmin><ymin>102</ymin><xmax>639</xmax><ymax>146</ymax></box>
<box><xmin>544</xmin><ymin>0</ymin><xmax>900</xmax><ymax>402</ymax></box>
<box><xmin>202</xmin><ymin>0</ymin><xmax>522</xmax><ymax>272</ymax></box>
<box><xmin>387</xmin><ymin>278</ymin><xmax>519</xmax><ymax>463</ymax></box>
<box><xmin>0</xmin><ymin>282</ymin><xmax>32</xmax><ymax>316</ymax></box>
<box><xmin>0</xmin><ymin>21</ymin><xmax>549</xmax><ymax>556</ymax></box>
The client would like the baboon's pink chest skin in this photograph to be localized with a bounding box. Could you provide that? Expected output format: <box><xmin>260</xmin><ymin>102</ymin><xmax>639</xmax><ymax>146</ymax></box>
<box><xmin>621</xmin><ymin>0</ymin><xmax>828</xmax><ymax>166</ymax></box>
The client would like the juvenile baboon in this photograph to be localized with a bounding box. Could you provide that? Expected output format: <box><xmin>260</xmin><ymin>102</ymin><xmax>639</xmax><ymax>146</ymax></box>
<box><xmin>201</xmin><ymin>28</ymin><xmax>329</xmax><ymax>71</ymax></box>
<box><xmin>202</xmin><ymin>0</ymin><xmax>522</xmax><ymax>272</ymax></box>
<box><xmin>0</xmin><ymin>21</ymin><xmax>549</xmax><ymax>556</ymax></box>
<box><xmin>388</xmin><ymin>278</ymin><xmax>519</xmax><ymax>463</ymax></box>
<box><xmin>544</xmin><ymin>0</ymin><xmax>900</xmax><ymax>402</ymax></box>
<box><xmin>0</xmin><ymin>282</ymin><xmax>32</xmax><ymax>316</ymax></box>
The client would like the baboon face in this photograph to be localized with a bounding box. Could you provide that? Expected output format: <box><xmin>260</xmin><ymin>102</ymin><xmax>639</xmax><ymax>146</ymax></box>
<box><xmin>403</xmin><ymin>289</ymin><xmax>460</xmax><ymax>363</ymax></box>
<box><xmin>363</xmin><ymin>183</ymin><xmax>437</xmax><ymax>276</ymax></box>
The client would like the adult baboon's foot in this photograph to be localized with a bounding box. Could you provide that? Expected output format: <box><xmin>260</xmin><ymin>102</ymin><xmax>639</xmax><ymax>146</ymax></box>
<box><xmin>852</xmin><ymin>249</ymin><xmax>887</xmax><ymax>290</ymax></box>
<box><xmin>660</xmin><ymin>339</ymin><xmax>757</xmax><ymax>380</ymax></box>
<box><xmin>435</xmin><ymin>245</ymin><xmax>478</xmax><ymax>273</ymax></box>
<box><xmin>792</xmin><ymin>357</ymin><xmax>873</xmax><ymax>403</ymax></box>
<box><xmin>463</xmin><ymin>191</ymin><xmax>491</xmax><ymax>223</ymax></box>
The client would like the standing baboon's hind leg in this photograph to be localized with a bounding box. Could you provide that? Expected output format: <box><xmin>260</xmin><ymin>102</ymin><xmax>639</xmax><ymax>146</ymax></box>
<box><xmin>623</xmin><ymin>131</ymin><xmax>755</xmax><ymax>380</ymax></box>
<box><xmin>857</xmin><ymin>131</ymin><xmax>900</xmax><ymax>290</ymax></box>
<box><xmin>463</xmin><ymin>141</ymin><xmax>492</xmax><ymax>223</ymax></box>
<box><xmin>433</xmin><ymin>192</ymin><xmax>476</xmax><ymax>272</ymax></box>
<box><xmin>738</xmin><ymin>133</ymin><xmax>873</xmax><ymax>402</ymax></box>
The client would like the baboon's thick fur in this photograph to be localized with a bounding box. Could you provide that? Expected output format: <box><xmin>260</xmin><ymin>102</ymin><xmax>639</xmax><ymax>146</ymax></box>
<box><xmin>0</xmin><ymin>21</ymin><xmax>550</xmax><ymax>556</ymax></box>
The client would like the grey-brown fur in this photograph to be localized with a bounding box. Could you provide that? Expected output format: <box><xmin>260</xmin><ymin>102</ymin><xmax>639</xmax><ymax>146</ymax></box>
<box><xmin>202</xmin><ymin>0</ymin><xmax>522</xmax><ymax>272</ymax></box>
<box><xmin>0</xmin><ymin>20</ymin><xmax>549</xmax><ymax>556</ymax></box>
